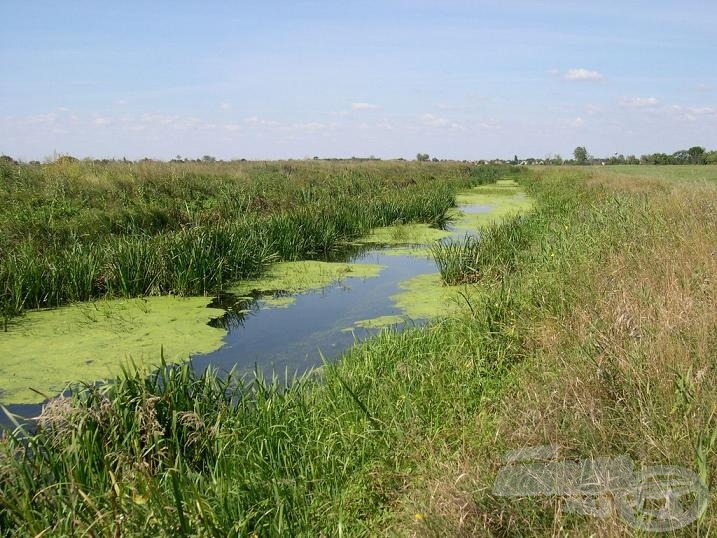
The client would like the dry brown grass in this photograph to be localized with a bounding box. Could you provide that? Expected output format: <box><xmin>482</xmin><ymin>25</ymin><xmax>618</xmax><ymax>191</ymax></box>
<box><xmin>495</xmin><ymin>175</ymin><xmax>717</xmax><ymax>535</ymax></box>
<box><xmin>394</xmin><ymin>172</ymin><xmax>717</xmax><ymax>536</ymax></box>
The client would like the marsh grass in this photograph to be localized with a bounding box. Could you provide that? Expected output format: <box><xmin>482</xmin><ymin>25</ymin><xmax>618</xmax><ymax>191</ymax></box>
<box><xmin>4</xmin><ymin>164</ymin><xmax>711</xmax><ymax>536</ymax></box>
<box><xmin>432</xmin><ymin>213</ymin><xmax>539</xmax><ymax>285</ymax></box>
<box><xmin>402</xmin><ymin>170</ymin><xmax>717</xmax><ymax>536</ymax></box>
<box><xmin>0</xmin><ymin>312</ymin><xmax>516</xmax><ymax>536</ymax></box>
<box><xmin>0</xmin><ymin>161</ymin><xmax>495</xmax><ymax>316</ymax></box>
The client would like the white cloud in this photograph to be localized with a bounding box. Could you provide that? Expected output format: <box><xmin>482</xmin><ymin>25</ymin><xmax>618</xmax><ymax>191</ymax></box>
<box><xmin>478</xmin><ymin>119</ymin><xmax>501</xmax><ymax>130</ymax></box>
<box><xmin>670</xmin><ymin>105</ymin><xmax>717</xmax><ymax>121</ymax></box>
<box><xmin>26</xmin><ymin>112</ymin><xmax>58</xmax><ymax>125</ymax></box>
<box><xmin>620</xmin><ymin>97</ymin><xmax>659</xmax><ymax>108</ymax></box>
<box><xmin>351</xmin><ymin>102</ymin><xmax>380</xmax><ymax>110</ymax></box>
<box><xmin>563</xmin><ymin>68</ymin><xmax>604</xmax><ymax>81</ymax></box>
<box><xmin>244</xmin><ymin>115</ymin><xmax>280</xmax><ymax>127</ymax></box>
<box><xmin>291</xmin><ymin>121</ymin><xmax>331</xmax><ymax>132</ymax></box>
<box><xmin>140</xmin><ymin>113</ymin><xmax>178</xmax><ymax>126</ymax></box>
<box><xmin>220</xmin><ymin>102</ymin><xmax>233</xmax><ymax>111</ymax></box>
<box><xmin>571</xmin><ymin>117</ymin><xmax>585</xmax><ymax>127</ymax></box>
<box><xmin>93</xmin><ymin>117</ymin><xmax>112</xmax><ymax>126</ymax></box>
<box><xmin>114</xmin><ymin>99</ymin><xmax>127</xmax><ymax>106</ymax></box>
<box><xmin>421</xmin><ymin>113</ymin><xmax>463</xmax><ymax>130</ymax></box>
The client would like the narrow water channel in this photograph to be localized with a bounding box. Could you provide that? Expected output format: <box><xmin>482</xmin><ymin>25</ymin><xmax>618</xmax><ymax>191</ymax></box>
<box><xmin>2</xmin><ymin>182</ymin><xmax>528</xmax><ymax>426</ymax></box>
<box><xmin>188</xmin><ymin>190</ymin><xmax>516</xmax><ymax>380</ymax></box>
<box><xmin>191</xmin><ymin>249</ymin><xmax>437</xmax><ymax>380</ymax></box>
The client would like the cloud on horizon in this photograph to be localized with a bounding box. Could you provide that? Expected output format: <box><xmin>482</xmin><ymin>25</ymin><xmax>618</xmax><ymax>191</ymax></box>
<box><xmin>562</xmin><ymin>68</ymin><xmax>604</xmax><ymax>81</ymax></box>
<box><xmin>621</xmin><ymin>97</ymin><xmax>660</xmax><ymax>107</ymax></box>
<box><xmin>351</xmin><ymin>102</ymin><xmax>380</xmax><ymax>110</ymax></box>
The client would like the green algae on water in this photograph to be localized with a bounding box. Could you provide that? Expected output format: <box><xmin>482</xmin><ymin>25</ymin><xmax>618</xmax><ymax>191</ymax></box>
<box><xmin>359</xmin><ymin>223</ymin><xmax>451</xmax><ymax>245</ymax></box>
<box><xmin>231</xmin><ymin>260</ymin><xmax>385</xmax><ymax>297</ymax></box>
<box><xmin>452</xmin><ymin>186</ymin><xmax>533</xmax><ymax>231</ymax></box>
<box><xmin>352</xmin><ymin>315</ymin><xmax>408</xmax><ymax>329</ymax></box>
<box><xmin>260</xmin><ymin>295</ymin><xmax>297</xmax><ymax>308</ymax></box>
<box><xmin>0</xmin><ymin>296</ymin><xmax>227</xmax><ymax>404</ymax></box>
<box><xmin>390</xmin><ymin>273</ymin><xmax>466</xmax><ymax>320</ymax></box>
<box><xmin>348</xmin><ymin>274</ymin><xmax>477</xmax><ymax>331</ymax></box>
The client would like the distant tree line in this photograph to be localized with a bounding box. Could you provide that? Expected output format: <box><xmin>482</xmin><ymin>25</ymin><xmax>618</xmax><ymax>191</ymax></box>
<box><xmin>567</xmin><ymin>146</ymin><xmax>717</xmax><ymax>166</ymax></box>
<box><xmin>1</xmin><ymin>147</ymin><xmax>716</xmax><ymax>166</ymax></box>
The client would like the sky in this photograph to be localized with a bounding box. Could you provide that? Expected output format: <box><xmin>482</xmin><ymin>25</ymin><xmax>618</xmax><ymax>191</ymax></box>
<box><xmin>1</xmin><ymin>1</ymin><xmax>716</xmax><ymax>161</ymax></box>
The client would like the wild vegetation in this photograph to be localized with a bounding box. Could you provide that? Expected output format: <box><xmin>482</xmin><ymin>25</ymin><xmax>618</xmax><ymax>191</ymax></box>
<box><xmin>1</xmin><ymin>163</ymin><xmax>716</xmax><ymax>536</ymax></box>
<box><xmin>0</xmin><ymin>159</ymin><xmax>505</xmax><ymax>322</ymax></box>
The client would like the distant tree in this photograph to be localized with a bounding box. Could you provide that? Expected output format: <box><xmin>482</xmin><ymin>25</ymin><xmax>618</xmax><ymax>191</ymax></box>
<box><xmin>416</xmin><ymin>153</ymin><xmax>430</xmax><ymax>162</ymax></box>
<box><xmin>672</xmin><ymin>150</ymin><xmax>691</xmax><ymax>164</ymax></box>
<box><xmin>704</xmin><ymin>151</ymin><xmax>717</xmax><ymax>165</ymax></box>
<box><xmin>55</xmin><ymin>155</ymin><xmax>78</xmax><ymax>164</ymax></box>
<box><xmin>202</xmin><ymin>155</ymin><xmax>216</xmax><ymax>163</ymax></box>
<box><xmin>0</xmin><ymin>155</ymin><xmax>17</xmax><ymax>165</ymax></box>
<box><xmin>573</xmin><ymin>146</ymin><xmax>589</xmax><ymax>165</ymax></box>
<box><xmin>688</xmin><ymin>146</ymin><xmax>706</xmax><ymax>164</ymax></box>
<box><xmin>431</xmin><ymin>157</ymin><xmax>439</xmax><ymax>162</ymax></box>
<box><xmin>512</xmin><ymin>154</ymin><xmax>519</xmax><ymax>164</ymax></box>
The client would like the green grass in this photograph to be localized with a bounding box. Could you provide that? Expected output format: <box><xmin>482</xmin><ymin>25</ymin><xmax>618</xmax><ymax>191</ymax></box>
<box><xmin>431</xmin><ymin>213</ymin><xmax>539</xmax><ymax>286</ymax></box>
<box><xmin>3</xmin><ymin>164</ymin><xmax>715</xmax><ymax>536</ymax></box>
<box><xmin>0</xmin><ymin>166</ymin><xmax>562</xmax><ymax>536</ymax></box>
<box><xmin>587</xmin><ymin>164</ymin><xmax>717</xmax><ymax>182</ymax></box>
<box><xmin>0</xmin><ymin>161</ymin><xmax>508</xmax><ymax>317</ymax></box>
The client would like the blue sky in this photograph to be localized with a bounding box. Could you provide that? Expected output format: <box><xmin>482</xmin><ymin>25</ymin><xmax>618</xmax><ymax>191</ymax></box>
<box><xmin>1</xmin><ymin>1</ymin><xmax>716</xmax><ymax>160</ymax></box>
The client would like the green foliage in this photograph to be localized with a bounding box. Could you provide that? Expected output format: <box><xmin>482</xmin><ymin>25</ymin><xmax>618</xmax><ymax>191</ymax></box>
<box><xmin>573</xmin><ymin>146</ymin><xmax>589</xmax><ymax>164</ymax></box>
<box><xmin>0</xmin><ymin>160</ymin><xmax>504</xmax><ymax>317</ymax></box>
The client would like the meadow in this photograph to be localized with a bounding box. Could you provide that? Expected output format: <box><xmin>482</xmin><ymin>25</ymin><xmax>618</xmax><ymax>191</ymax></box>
<box><xmin>1</xmin><ymin>163</ymin><xmax>716</xmax><ymax>536</ymax></box>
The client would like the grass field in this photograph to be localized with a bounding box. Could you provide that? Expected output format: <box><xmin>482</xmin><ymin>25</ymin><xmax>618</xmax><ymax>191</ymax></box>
<box><xmin>1</xmin><ymin>163</ymin><xmax>716</xmax><ymax>536</ymax></box>
<box><xmin>587</xmin><ymin>164</ymin><xmax>717</xmax><ymax>182</ymax></box>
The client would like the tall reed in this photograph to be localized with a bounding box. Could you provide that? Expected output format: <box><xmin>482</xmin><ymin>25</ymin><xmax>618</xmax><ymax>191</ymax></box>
<box><xmin>1</xmin><ymin>161</ymin><xmax>508</xmax><ymax>316</ymax></box>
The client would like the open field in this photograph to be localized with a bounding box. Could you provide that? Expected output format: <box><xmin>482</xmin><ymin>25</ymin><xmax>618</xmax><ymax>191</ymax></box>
<box><xmin>2</xmin><ymin>163</ymin><xmax>716</xmax><ymax>536</ymax></box>
<box><xmin>586</xmin><ymin>164</ymin><xmax>717</xmax><ymax>183</ymax></box>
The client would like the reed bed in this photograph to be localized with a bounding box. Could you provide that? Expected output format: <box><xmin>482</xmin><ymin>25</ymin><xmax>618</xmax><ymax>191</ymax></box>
<box><xmin>0</xmin><ymin>160</ymin><xmax>506</xmax><ymax>318</ymax></box>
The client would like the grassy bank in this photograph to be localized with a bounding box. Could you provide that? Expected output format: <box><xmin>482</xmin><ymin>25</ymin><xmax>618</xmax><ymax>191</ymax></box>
<box><xmin>0</xmin><ymin>160</ymin><xmax>506</xmax><ymax>319</ymax></box>
<box><xmin>2</xmin><ymin>166</ymin><xmax>716</xmax><ymax>536</ymax></box>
